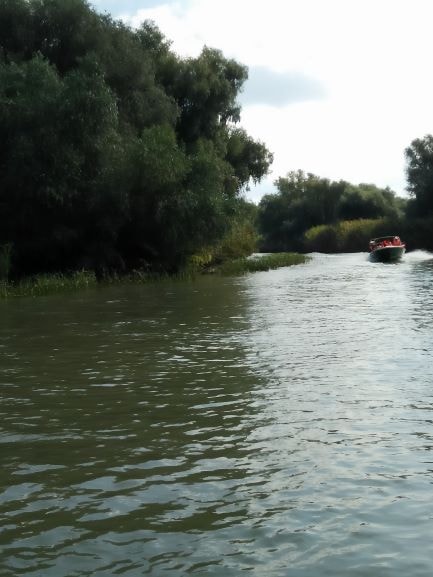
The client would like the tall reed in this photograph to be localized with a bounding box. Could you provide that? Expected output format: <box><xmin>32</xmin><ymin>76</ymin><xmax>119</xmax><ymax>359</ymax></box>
<box><xmin>0</xmin><ymin>271</ymin><xmax>97</xmax><ymax>298</ymax></box>
<box><xmin>218</xmin><ymin>253</ymin><xmax>309</xmax><ymax>275</ymax></box>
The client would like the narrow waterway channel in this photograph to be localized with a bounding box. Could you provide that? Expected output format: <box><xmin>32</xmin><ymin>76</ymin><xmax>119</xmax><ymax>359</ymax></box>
<box><xmin>1</xmin><ymin>251</ymin><xmax>433</xmax><ymax>576</ymax></box>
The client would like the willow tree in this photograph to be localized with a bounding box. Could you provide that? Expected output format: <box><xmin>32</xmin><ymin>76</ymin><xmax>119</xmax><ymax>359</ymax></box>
<box><xmin>405</xmin><ymin>135</ymin><xmax>433</xmax><ymax>216</ymax></box>
<box><xmin>0</xmin><ymin>0</ymin><xmax>273</xmax><ymax>276</ymax></box>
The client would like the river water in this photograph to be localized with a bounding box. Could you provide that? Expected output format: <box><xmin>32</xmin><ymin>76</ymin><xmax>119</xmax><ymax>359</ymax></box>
<box><xmin>1</xmin><ymin>251</ymin><xmax>433</xmax><ymax>576</ymax></box>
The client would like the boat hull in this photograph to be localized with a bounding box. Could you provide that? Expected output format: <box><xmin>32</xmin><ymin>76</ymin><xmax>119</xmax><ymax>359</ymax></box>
<box><xmin>369</xmin><ymin>246</ymin><xmax>405</xmax><ymax>262</ymax></box>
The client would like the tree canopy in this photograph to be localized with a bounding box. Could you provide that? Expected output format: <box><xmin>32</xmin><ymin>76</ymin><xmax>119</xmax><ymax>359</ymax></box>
<box><xmin>258</xmin><ymin>171</ymin><xmax>405</xmax><ymax>251</ymax></box>
<box><xmin>405</xmin><ymin>135</ymin><xmax>433</xmax><ymax>216</ymax></box>
<box><xmin>0</xmin><ymin>0</ymin><xmax>272</xmax><ymax>277</ymax></box>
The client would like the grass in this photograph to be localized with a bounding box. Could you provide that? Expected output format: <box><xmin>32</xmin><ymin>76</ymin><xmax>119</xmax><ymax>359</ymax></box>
<box><xmin>0</xmin><ymin>253</ymin><xmax>309</xmax><ymax>298</ymax></box>
<box><xmin>0</xmin><ymin>270</ymin><xmax>97</xmax><ymax>298</ymax></box>
<box><xmin>217</xmin><ymin>252</ymin><xmax>310</xmax><ymax>275</ymax></box>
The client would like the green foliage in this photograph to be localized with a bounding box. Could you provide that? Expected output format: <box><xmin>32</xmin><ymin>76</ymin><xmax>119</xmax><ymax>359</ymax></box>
<box><xmin>257</xmin><ymin>192</ymin><xmax>293</xmax><ymax>252</ymax></box>
<box><xmin>29</xmin><ymin>0</ymin><xmax>102</xmax><ymax>73</ymax></box>
<box><xmin>405</xmin><ymin>135</ymin><xmax>433</xmax><ymax>216</ymax></box>
<box><xmin>171</xmin><ymin>47</ymin><xmax>248</xmax><ymax>144</ymax></box>
<box><xmin>226</xmin><ymin>128</ymin><xmax>273</xmax><ymax>189</ymax></box>
<box><xmin>210</xmin><ymin>199</ymin><xmax>260</xmax><ymax>263</ymax></box>
<box><xmin>258</xmin><ymin>171</ymin><xmax>347</xmax><ymax>251</ymax></box>
<box><xmin>303</xmin><ymin>224</ymin><xmax>340</xmax><ymax>253</ymax></box>
<box><xmin>184</xmin><ymin>199</ymin><xmax>259</xmax><ymax>274</ymax></box>
<box><xmin>258</xmin><ymin>170</ymin><xmax>406</xmax><ymax>252</ymax></box>
<box><xmin>0</xmin><ymin>53</ymin><xmax>125</xmax><ymax>274</ymax></box>
<box><xmin>0</xmin><ymin>0</ymin><xmax>272</xmax><ymax>278</ymax></box>
<box><xmin>0</xmin><ymin>270</ymin><xmax>97</xmax><ymax>298</ymax></box>
<box><xmin>337</xmin><ymin>219</ymin><xmax>387</xmax><ymax>252</ymax></box>
<box><xmin>214</xmin><ymin>222</ymin><xmax>259</xmax><ymax>262</ymax></box>
<box><xmin>303</xmin><ymin>219</ymin><xmax>391</xmax><ymax>253</ymax></box>
<box><xmin>394</xmin><ymin>216</ymin><xmax>433</xmax><ymax>252</ymax></box>
<box><xmin>0</xmin><ymin>244</ymin><xmax>13</xmax><ymax>280</ymax></box>
<box><xmin>186</xmin><ymin>249</ymin><xmax>214</xmax><ymax>272</ymax></box>
<box><xmin>218</xmin><ymin>253</ymin><xmax>309</xmax><ymax>275</ymax></box>
<box><xmin>401</xmin><ymin>135</ymin><xmax>433</xmax><ymax>248</ymax></box>
<box><xmin>0</xmin><ymin>0</ymin><xmax>33</xmax><ymax>63</ymax></box>
<box><xmin>339</xmin><ymin>183</ymin><xmax>403</xmax><ymax>221</ymax></box>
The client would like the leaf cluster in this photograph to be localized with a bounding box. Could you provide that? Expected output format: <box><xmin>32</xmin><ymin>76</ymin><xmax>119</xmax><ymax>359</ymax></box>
<box><xmin>405</xmin><ymin>135</ymin><xmax>433</xmax><ymax>216</ymax></box>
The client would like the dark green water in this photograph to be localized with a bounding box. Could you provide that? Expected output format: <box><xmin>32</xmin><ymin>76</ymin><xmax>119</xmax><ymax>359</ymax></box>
<box><xmin>2</xmin><ymin>252</ymin><xmax>433</xmax><ymax>576</ymax></box>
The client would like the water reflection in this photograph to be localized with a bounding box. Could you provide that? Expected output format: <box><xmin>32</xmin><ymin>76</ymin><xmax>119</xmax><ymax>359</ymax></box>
<box><xmin>2</xmin><ymin>254</ymin><xmax>433</xmax><ymax>576</ymax></box>
<box><xmin>1</xmin><ymin>278</ymin><xmax>267</xmax><ymax>575</ymax></box>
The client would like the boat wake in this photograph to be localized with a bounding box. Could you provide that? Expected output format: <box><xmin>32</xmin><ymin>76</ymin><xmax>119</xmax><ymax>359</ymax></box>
<box><xmin>405</xmin><ymin>249</ymin><xmax>433</xmax><ymax>262</ymax></box>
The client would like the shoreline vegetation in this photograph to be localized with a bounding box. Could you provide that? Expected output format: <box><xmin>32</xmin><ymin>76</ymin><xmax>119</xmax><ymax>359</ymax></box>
<box><xmin>217</xmin><ymin>252</ymin><xmax>309</xmax><ymax>275</ymax></box>
<box><xmin>257</xmin><ymin>171</ymin><xmax>433</xmax><ymax>255</ymax></box>
<box><xmin>0</xmin><ymin>253</ymin><xmax>310</xmax><ymax>299</ymax></box>
<box><xmin>0</xmin><ymin>0</ymin><xmax>274</xmax><ymax>284</ymax></box>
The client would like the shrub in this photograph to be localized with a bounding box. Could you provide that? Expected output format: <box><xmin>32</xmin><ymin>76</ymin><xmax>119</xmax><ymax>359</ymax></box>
<box><xmin>304</xmin><ymin>225</ymin><xmax>339</xmax><ymax>252</ymax></box>
<box><xmin>303</xmin><ymin>219</ymin><xmax>393</xmax><ymax>252</ymax></box>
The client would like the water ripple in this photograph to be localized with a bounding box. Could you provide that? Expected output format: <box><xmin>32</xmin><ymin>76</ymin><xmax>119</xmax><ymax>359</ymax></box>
<box><xmin>2</xmin><ymin>254</ymin><xmax>433</xmax><ymax>575</ymax></box>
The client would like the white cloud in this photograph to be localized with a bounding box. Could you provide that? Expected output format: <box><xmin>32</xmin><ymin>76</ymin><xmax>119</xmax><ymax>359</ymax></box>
<box><xmin>239</xmin><ymin>67</ymin><xmax>325</xmax><ymax>107</ymax></box>
<box><xmin>114</xmin><ymin>0</ymin><xmax>433</xmax><ymax>198</ymax></box>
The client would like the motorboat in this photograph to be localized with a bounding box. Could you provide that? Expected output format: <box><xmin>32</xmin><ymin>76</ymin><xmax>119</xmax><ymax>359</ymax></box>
<box><xmin>369</xmin><ymin>236</ymin><xmax>405</xmax><ymax>262</ymax></box>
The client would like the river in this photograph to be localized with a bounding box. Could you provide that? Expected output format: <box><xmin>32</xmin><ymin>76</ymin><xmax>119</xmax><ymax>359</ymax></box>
<box><xmin>1</xmin><ymin>251</ymin><xmax>433</xmax><ymax>576</ymax></box>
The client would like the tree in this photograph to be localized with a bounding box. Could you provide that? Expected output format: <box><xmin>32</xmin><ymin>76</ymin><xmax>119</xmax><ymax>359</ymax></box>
<box><xmin>226</xmin><ymin>128</ymin><xmax>273</xmax><ymax>190</ymax></box>
<box><xmin>0</xmin><ymin>1</ymin><xmax>273</xmax><ymax>276</ymax></box>
<box><xmin>0</xmin><ymin>54</ymin><xmax>124</xmax><ymax>274</ymax></box>
<box><xmin>169</xmin><ymin>47</ymin><xmax>248</xmax><ymax>145</ymax></box>
<box><xmin>339</xmin><ymin>183</ymin><xmax>403</xmax><ymax>221</ymax></box>
<box><xmin>405</xmin><ymin>135</ymin><xmax>433</xmax><ymax>215</ymax></box>
<box><xmin>0</xmin><ymin>56</ymin><xmax>66</xmax><ymax>272</ymax></box>
<box><xmin>258</xmin><ymin>171</ymin><xmax>404</xmax><ymax>252</ymax></box>
<box><xmin>0</xmin><ymin>0</ymin><xmax>33</xmax><ymax>62</ymax></box>
<box><xmin>118</xmin><ymin>124</ymin><xmax>190</xmax><ymax>270</ymax></box>
<box><xmin>259</xmin><ymin>171</ymin><xmax>345</xmax><ymax>248</ymax></box>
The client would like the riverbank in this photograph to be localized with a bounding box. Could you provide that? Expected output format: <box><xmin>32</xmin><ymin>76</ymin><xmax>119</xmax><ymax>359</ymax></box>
<box><xmin>0</xmin><ymin>271</ymin><xmax>98</xmax><ymax>299</ymax></box>
<box><xmin>0</xmin><ymin>253</ymin><xmax>310</xmax><ymax>299</ymax></box>
<box><xmin>217</xmin><ymin>252</ymin><xmax>309</xmax><ymax>275</ymax></box>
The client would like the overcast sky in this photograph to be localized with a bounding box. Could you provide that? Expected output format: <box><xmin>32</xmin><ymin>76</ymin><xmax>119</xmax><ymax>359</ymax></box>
<box><xmin>91</xmin><ymin>0</ymin><xmax>433</xmax><ymax>201</ymax></box>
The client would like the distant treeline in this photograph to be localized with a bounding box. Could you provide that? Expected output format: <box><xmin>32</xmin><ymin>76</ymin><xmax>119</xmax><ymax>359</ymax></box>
<box><xmin>0</xmin><ymin>0</ymin><xmax>272</xmax><ymax>280</ymax></box>
<box><xmin>258</xmin><ymin>146</ymin><xmax>433</xmax><ymax>253</ymax></box>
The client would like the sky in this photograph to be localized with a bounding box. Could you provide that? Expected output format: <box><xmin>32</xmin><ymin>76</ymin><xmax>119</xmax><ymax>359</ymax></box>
<box><xmin>91</xmin><ymin>0</ymin><xmax>433</xmax><ymax>202</ymax></box>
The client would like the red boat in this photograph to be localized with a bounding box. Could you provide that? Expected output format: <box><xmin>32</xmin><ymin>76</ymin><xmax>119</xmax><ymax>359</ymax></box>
<box><xmin>369</xmin><ymin>236</ymin><xmax>405</xmax><ymax>262</ymax></box>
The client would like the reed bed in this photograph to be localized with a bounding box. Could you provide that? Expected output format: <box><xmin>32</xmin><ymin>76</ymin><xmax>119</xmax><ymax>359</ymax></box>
<box><xmin>0</xmin><ymin>253</ymin><xmax>309</xmax><ymax>298</ymax></box>
<box><xmin>218</xmin><ymin>252</ymin><xmax>309</xmax><ymax>275</ymax></box>
<box><xmin>0</xmin><ymin>271</ymin><xmax>97</xmax><ymax>298</ymax></box>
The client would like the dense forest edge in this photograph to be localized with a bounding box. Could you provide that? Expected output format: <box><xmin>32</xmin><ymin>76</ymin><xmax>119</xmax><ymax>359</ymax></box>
<box><xmin>0</xmin><ymin>0</ymin><xmax>273</xmax><ymax>288</ymax></box>
<box><xmin>1</xmin><ymin>0</ymin><xmax>433</xmax><ymax>296</ymax></box>
<box><xmin>258</xmin><ymin>166</ymin><xmax>433</xmax><ymax>254</ymax></box>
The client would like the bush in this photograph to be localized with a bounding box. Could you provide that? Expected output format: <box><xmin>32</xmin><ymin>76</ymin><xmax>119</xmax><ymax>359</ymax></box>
<box><xmin>213</xmin><ymin>222</ymin><xmax>259</xmax><ymax>262</ymax></box>
<box><xmin>338</xmin><ymin>219</ymin><xmax>384</xmax><ymax>252</ymax></box>
<box><xmin>304</xmin><ymin>225</ymin><xmax>339</xmax><ymax>252</ymax></box>
<box><xmin>303</xmin><ymin>219</ymin><xmax>394</xmax><ymax>252</ymax></box>
<box><xmin>398</xmin><ymin>217</ymin><xmax>433</xmax><ymax>251</ymax></box>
